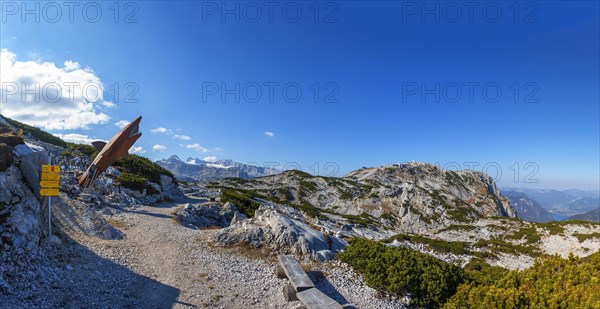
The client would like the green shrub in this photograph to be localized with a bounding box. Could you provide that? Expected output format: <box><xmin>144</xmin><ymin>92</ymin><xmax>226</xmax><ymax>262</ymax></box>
<box><xmin>299</xmin><ymin>180</ymin><xmax>318</xmax><ymax>192</ymax></box>
<box><xmin>341</xmin><ymin>212</ymin><xmax>376</xmax><ymax>226</ymax></box>
<box><xmin>463</xmin><ymin>258</ymin><xmax>507</xmax><ymax>286</ymax></box>
<box><xmin>505</xmin><ymin>226</ymin><xmax>541</xmax><ymax>244</ymax></box>
<box><xmin>472</xmin><ymin>239</ymin><xmax>540</xmax><ymax>257</ymax></box>
<box><xmin>220</xmin><ymin>189</ymin><xmax>262</xmax><ymax>217</ymax></box>
<box><xmin>380</xmin><ymin>212</ymin><xmax>396</xmax><ymax>224</ymax></box>
<box><xmin>444</xmin><ymin>252</ymin><xmax>600</xmax><ymax>308</ymax></box>
<box><xmin>386</xmin><ymin>234</ymin><xmax>471</xmax><ymax>255</ymax></box>
<box><xmin>437</xmin><ymin>224</ymin><xmax>477</xmax><ymax>233</ymax></box>
<box><xmin>536</xmin><ymin>222</ymin><xmax>566</xmax><ymax>235</ymax></box>
<box><xmin>117</xmin><ymin>172</ymin><xmax>147</xmax><ymax>191</ymax></box>
<box><xmin>3</xmin><ymin>116</ymin><xmax>67</xmax><ymax>147</ymax></box>
<box><xmin>296</xmin><ymin>201</ymin><xmax>325</xmax><ymax>219</ymax></box>
<box><xmin>573</xmin><ymin>232</ymin><xmax>600</xmax><ymax>242</ymax></box>
<box><xmin>339</xmin><ymin>238</ymin><xmax>466</xmax><ymax>308</ymax></box>
<box><xmin>114</xmin><ymin>154</ymin><xmax>174</xmax><ymax>183</ymax></box>
<box><xmin>61</xmin><ymin>143</ymin><xmax>99</xmax><ymax>159</ymax></box>
<box><xmin>339</xmin><ymin>191</ymin><xmax>353</xmax><ymax>200</ymax></box>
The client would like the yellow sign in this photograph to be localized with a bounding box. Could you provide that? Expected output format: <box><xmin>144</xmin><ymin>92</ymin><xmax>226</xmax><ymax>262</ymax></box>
<box><xmin>42</xmin><ymin>165</ymin><xmax>60</xmax><ymax>173</ymax></box>
<box><xmin>40</xmin><ymin>188</ymin><xmax>59</xmax><ymax>196</ymax></box>
<box><xmin>40</xmin><ymin>181</ymin><xmax>59</xmax><ymax>188</ymax></box>
<box><xmin>41</xmin><ymin>173</ymin><xmax>60</xmax><ymax>181</ymax></box>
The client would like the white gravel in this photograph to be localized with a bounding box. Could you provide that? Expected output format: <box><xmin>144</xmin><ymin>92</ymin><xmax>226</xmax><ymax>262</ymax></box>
<box><xmin>1</xmin><ymin>196</ymin><xmax>403</xmax><ymax>308</ymax></box>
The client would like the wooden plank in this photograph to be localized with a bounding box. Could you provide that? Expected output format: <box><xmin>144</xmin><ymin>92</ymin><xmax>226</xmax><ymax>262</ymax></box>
<box><xmin>296</xmin><ymin>288</ymin><xmax>343</xmax><ymax>309</ymax></box>
<box><xmin>277</xmin><ymin>255</ymin><xmax>314</xmax><ymax>292</ymax></box>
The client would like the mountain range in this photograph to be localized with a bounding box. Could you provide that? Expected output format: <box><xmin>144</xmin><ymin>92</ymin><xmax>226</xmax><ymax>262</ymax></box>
<box><xmin>502</xmin><ymin>191</ymin><xmax>555</xmax><ymax>223</ymax></box>
<box><xmin>565</xmin><ymin>208</ymin><xmax>600</xmax><ymax>223</ymax></box>
<box><xmin>156</xmin><ymin>155</ymin><xmax>279</xmax><ymax>182</ymax></box>
<box><xmin>502</xmin><ymin>187</ymin><xmax>600</xmax><ymax>220</ymax></box>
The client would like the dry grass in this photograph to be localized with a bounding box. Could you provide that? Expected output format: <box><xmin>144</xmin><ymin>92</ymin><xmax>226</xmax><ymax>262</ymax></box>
<box><xmin>105</xmin><ymin>218</ymin><xmax>128</xmax><ymax>230</ymax></box>
<box><xmin>200</xmin><ymin>226</ymin><xmax>222</xmax><ymax>230</ymax></box>
<box><xmin>361</xmin><ymin>203</ymin><xmax>380</xmax><ymax>210</ymax></box>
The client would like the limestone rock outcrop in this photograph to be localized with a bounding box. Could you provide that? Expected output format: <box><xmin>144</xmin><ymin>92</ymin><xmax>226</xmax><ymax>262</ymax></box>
<box><xmin>176</xmin><ymin>202</ymin><xmax>247</xmax><ymax>229</ymax></box>
<box><xmin>213</xmin><ymin>205</ymin><xmax>348</xmax><ymax>261</ymax></box>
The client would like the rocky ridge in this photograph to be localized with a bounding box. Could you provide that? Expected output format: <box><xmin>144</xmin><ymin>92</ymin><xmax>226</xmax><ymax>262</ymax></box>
<box><xmin>209</xmin><ymin>163</ymin><xmax>517</xmax><ymax>234</ymax></box>
<box><xmin>201</xmin><ymin>164</ymin><xmax>600</xmax><ymax>269</ymax></box>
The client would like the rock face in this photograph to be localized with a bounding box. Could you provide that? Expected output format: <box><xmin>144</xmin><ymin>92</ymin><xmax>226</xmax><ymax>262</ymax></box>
<box><xmin>0</xmin><ymin>144</ymin><xmax>13</xmax><ymax>171</ymax></box>
<box><xmin>212</xmin><ymin>162</ymin><xmax>517</xmax><ymax>234</ymax></box>
<box><xmin>156</xmin><ymin>155</ymin><xmax>279</xmax><ymax>182</ymax></box>
<box><xmin>564</xmin><ymin>208</ymin><xmax>600</xmax><ymax>223</ymax></box>
<box><xmin>13</xmin><ymin>143</ymin><xmax>48</xmax><ymax>200</ymax></box>
<box><xmin>0</xmin><ymin>143</ymin><xmax>48</xmax><ymax>260</ymax></box>
<box><xmin>176</xmin><ymin>202</ymin><xmax>247</xmax><ymax>229</ymax></box>
<box><xmin>503</xmin><ymin>191</ymin><xmax>555</xmax><ymax>223</ymax></box>
<box><xmin>53</xmin><ymin>193</ymin><xmax>124</xmax><ymax>240</ymax></box>
<box><xmin>213</xmin><ymin>205</ymin><xmax>348</xmax><ymax>261</ymax></box>
<box><xmin>0</xmin><ymin>165</ymin><xmax>43</xmax><ymax>253</ymax></box>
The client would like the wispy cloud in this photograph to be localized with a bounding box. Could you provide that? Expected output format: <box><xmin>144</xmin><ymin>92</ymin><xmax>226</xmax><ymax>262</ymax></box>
<box><xmin>264</xmin><ymin>131</ymin><xmax>274</xmax><ymax>138</ymax></box>
<box><xmin>102</xmin><ymin>101</ymin><xmax>116</xmax><ymax>108</ymax></box>
<box><xmin>152</xmin><ymin>144</ymin><xmax>167</xmax><ymax>152</ymax></box>
<box><xmin>185</xmin><ymin>143</ymin><xmax>208</xmax><ymax>153</ymax></box>
<box><xmin>173</xmin><ymin>134</ymin><xmax>191</xmax><ymax>140</ymax></box>
<box><xmin>53</xmin><ymin>133</ymin><xmax>104</xmax><ymax>145</ymax></box>
<box><xmin>203</xmin><ymin>156</ymin><xmax>217</xmax><ymax>162</ymax></box>
<box><xmin>129</xmin><ymin>146</ymin><xmax>145</xmax><ymax>154</ymax></box>
<box><xmin>150</xmin><ymin>127</ymin><xmax>172</xmax><ymax>134</ymax></box>
<box><xmin>115</xmin><ymin>120</ymin><xmax>130</xmax><ymax>128</ymax></box>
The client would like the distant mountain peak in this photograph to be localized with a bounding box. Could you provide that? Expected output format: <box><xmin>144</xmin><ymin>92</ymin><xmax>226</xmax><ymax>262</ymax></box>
<box><xmin>167</xmin><ymin>155</ymin><xmax>182</xmax><ymax>161</ymax></box>
<box><xmin>156</xmin><ymin>155</ymin><xmax>279</xmax><ymax>182</ymax></box>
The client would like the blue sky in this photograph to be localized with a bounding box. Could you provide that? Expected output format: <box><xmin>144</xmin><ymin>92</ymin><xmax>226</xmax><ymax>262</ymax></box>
<box><xmin>1</xmin><ymin>1</ymin><xmax>598</xmax><ymax>190</ymax></box>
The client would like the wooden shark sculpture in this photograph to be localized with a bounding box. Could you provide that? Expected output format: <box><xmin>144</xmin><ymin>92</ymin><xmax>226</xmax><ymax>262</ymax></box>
<box><xmin>78</xmin><ymin>116</ymin><xmax>142</xmax><ymax>187</ymax></box>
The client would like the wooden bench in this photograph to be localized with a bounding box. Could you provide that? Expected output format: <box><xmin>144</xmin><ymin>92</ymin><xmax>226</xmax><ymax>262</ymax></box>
<box><xmin>275</xmin><ymin>255</ymin><xmax>315</xmax><ymax>293</ymax></box>
<box><xmin>275</xmin><ymin>255</ymin><xmax>343</xmax><ymax>309</ymax></box>
<box><xmin>297</xmin><ymin>288</ymin><xmax>344</xmax><ymax>309</ymax></box>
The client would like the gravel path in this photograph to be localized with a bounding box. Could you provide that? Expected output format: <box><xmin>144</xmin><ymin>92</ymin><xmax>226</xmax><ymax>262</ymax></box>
<box><xmin>2</xmin><ymin>196</ymin><xmax>405</xmax><ymax>308</ymax></box>
<box><xmin>72</xmin><ymin>197</ymin><xmax>304</xmax><ymax>308</ymax></box>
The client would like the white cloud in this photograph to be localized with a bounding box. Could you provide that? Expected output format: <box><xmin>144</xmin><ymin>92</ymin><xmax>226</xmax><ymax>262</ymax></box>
<box><xmin>129</xmin><ymin>146</ymin><xmax>145</xmax><ymax>154</ymax></box>
<box><xmin>150</xmin><ymin>127</ymin><xmax>172</xmax><ymax>134</ymax></box>
<box><xmin>102</xmin><ymin>101</ymin><xmax>116</xmax><ymax>108</ymax></box>
<box><xmin>185</xmin><ymin>143</ymin><xmax>208</xmax><ymax>153</ymax></box>
<box><xmin>173</xmin><ymin>134</ymin><xmax>191</xmax><ymax>140</ymax></box>
<box><xmin>152</xmin><ymin>144</ymin><xmax>167</xmax><ymax>152</ymax></box>
<box><xmin>264</xmin><ymin>131</ymin><xmax>274</xmax><ymax>138</ymax></box>
<box><xmin>63</xmin><ymin>60</ymin><xmax>80</xmax><ymax>71</ymax></box>
<box><xmin>0</xmin><ymin>49</ymin><xmax>111</xmax><ymax>130</ymax></box>
<box><xmin>213</xmin><ymin>147</ymin><xmax>224</xmax><ymax>153</ymax></box>
<box><xmin>203</xmin><ymin>156</ymin><xmax>217</xmax><ymax>162</ymax></box>
<box><xmin>115</xmin><ymin>120</ymin><xmax>130</xmax><ymax>128</ymax></box>
<box><xmin>53</xmin><ymin>133</ymin><xmax>104</xmax><ymax>145</ymax></box>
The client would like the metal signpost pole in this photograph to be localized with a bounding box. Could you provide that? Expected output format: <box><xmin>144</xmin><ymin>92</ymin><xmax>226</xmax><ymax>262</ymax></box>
<box><xmin>48</xmin><ymin>155</ymin><xmax>51</xmax><ymax>236</ymax></box>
